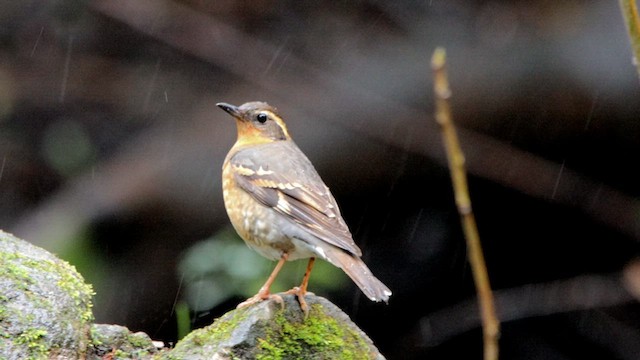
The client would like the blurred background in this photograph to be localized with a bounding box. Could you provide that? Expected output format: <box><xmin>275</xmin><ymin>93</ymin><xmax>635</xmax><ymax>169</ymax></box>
<box><xmin>1</xmin><ymin>0</ymin><xmax>640</xmax><ymax>358</ymax></box>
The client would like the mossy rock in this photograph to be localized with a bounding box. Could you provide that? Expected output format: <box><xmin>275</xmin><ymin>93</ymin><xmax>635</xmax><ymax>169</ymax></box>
<box><xmin>164</xmin><ymin>294</ymin><xmax>385</xmax><ymax>360</ymax></box>
<box><xmin>0</xmin><ymin>229</ymin><xmax>386</xmax><ymax>359</ymax></box>
<box><xmin>0</xmin><ymin>230</ymin><xmax>95</xmax><ymax>359</ymax></box>
<box><xmin>87</xmin><ymin>324</ymin><xmax>158</xmax><ymax>359</ymax></box>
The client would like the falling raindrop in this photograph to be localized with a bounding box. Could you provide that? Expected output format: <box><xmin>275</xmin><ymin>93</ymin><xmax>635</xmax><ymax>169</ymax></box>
<box><xmin>263</xmin><ymin>37</ymin><xmax>289</xmax><ymax>76</ymax></box>
<box><xmin>143</xmin><ymin>59</ymin><xmax>161</xmax><ymax>113</ymax></box>
<box><xmin>59</xmin><ymin>35</ymin><xmax>74</xmax><ymax>103</ymax></box>
<box><xmin>0</xmin><ymin>156</ymin><xmax>6</xmax><ymax>183</ymax></box>
<box><xmin>551</xmin><ymin>159</ymin><xmax>565</xmax><ymax>200</ymax></box>
<box><xmin>30</xmin><ymin>26</ymin><xmax>44</xmax><ymax>57</ymax></box>
<box><xmin>408</xmin><ymin>208</ymin><xmax>425</xmax><ymax>243</ymax></box>
<box><xmin>170</xmin><ymin>273</ymin><xmax>185</xmax><ymax>317</ymax></box>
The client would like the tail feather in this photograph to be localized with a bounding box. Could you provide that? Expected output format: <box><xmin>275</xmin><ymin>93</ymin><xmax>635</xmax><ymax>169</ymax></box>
<box><xmin>324</xmin><ymin>247</ymin><xmax>392</xmax><ymax>302</ymax></box>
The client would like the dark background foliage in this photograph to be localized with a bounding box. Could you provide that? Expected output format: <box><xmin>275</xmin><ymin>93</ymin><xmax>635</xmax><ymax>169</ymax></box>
<box><xmin>1</xmin><ymin>0</ymin><xmax>640</xmax><ymax>358</ymax></box>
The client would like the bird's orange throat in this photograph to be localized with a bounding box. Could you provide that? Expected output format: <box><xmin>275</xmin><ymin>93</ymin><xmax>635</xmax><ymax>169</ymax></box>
<box><xmin>233</xmin><ymin>120</ymin><xmax>276</xmax><ymax>147</ymax></box>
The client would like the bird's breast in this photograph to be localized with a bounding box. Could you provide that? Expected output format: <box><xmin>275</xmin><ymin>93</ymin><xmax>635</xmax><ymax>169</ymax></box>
<box><xmin>222</xmin><ymin>162</ymin><xmax>296</xmax><ymax>260</ymax></box>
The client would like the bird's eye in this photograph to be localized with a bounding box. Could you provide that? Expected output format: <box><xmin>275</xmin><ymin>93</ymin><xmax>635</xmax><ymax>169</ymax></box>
<box><xmin>256</xmin><ymin>113</ymin><xmax>268</xmax><ymax>123</ymax></box>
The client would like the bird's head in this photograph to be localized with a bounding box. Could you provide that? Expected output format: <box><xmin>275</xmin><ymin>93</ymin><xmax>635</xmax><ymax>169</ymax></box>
<box><xmin>217</xmin><ymin>101</ymin><xmax>291</xmax><ymax>146</ymax></box>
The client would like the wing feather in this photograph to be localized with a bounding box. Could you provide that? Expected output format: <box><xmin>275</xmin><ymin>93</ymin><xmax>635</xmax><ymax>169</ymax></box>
<box><xmin>230</xmin><ymin>142</ymin><xmax>362</xmax><ymax>256</ymax></box>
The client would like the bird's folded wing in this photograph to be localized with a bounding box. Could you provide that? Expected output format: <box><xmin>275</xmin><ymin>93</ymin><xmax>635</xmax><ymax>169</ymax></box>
<box><xmin>229</xmin><ymin>152</ymin><xmax>362</xmax><ymax>257</ymax></box>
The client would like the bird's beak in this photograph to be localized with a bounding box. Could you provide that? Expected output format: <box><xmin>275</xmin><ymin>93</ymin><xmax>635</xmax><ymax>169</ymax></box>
<box><xmin>216</xmin><ymin>102</ymin><xmax>241</xmax><ymax>119</ymax></box>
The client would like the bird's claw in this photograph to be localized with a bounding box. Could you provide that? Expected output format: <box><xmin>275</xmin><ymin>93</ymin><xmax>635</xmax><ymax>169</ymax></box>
<box><xmin>283</xmin><ymin>287</ymin><xmax>314</xmax><ymax>317</ymax></box>
<box><xmin>237</xmin><ymin>292</ymin><xmax>284</xmax><ymax>310</ymax></box>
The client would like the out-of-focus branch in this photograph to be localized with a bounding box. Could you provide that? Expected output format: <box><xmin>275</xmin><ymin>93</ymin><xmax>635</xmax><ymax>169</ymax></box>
<box><xmin>431</xmin><ymin>47</ymin><xmax>499</xmax><ymax>360</ymax></box>
<box><xmin>619</xmin><ymin>0</ymin><xmax>640</xmax><ymax>80</ymax></box>
<box><xmin>622</xmin><ymin>258</ymin><xmax>640</xmax><ymax>299</ymax></box>
<box><xmin>419</xmin><ymin>272</ymin><xmax>635</xmax><ymax>347</ymax></box>
<box><xmin>89</xmin><ymin>0</ymin><xmax>640</xmax><ymax>243</ymax></box>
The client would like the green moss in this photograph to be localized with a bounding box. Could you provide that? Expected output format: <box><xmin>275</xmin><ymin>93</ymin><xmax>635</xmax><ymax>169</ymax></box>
<box><xmin>114</xmin><ymin>349</ymin><xmax>129</xmax><ymax>358</ymax></box>
<box><xmin>1</xmin><ymin>232</ymin><xmax>96</xmax><ymax>359</ymax></box>
<box><xmin>186</xmin><ymin>306</ymin><xmax>250</xmax><ymax>347</ymax></box>
<box><xmin>0</xmin><ymin>295</ymin><xmax>7</xmax><ymax>321</ymax></box>
<box><xmin>166</xmin><ymin>297</ymin><xmax>379</xmax><ymax>359</ymax></box>
<box><xmin>55</xmin><ymin>259</ymin><xmax>95</xmax><ymax>323</ymax></box>
<box><xmin>88</xmin><ymin>324</ymin><xmax>157</xmax><ymax>359</ymax></box>
<box><xmin>256</xmin><ymin>304</ymin><xmax>372</xmax><ymax>360</ymax></box>
<box><xmin>15</xmin><ymin>328</ymin><xmax>49</xmax><ymax>359</ymax></box>
<box><xmin>114</xmin><ymin>348</ymin><xmax>150</xmax><ymax>358</ymax></box>
<box><xmin>257</xmin><ymin>338</ymin><xmax>285</xmax><ymax>359</ymax></box>
<box><xmin>165</xmin><ymin>305</ymin><xmax>252</xmax><ymax>359</ymax></box>
<box><xmin>89</xmin><ymin>327</ymin><xmax>103</xmax><ymax>346</ymax></box>
<box><xmin>1</xmin><ymin>250</ymin><xmax>94</xmax><ymax>324</ymax></box>
<box><xmin>1</xmin><ymin>253</ymin><xmax>33</xmax><ymax>291</ymax></box>
<box><xmin>127</xmin><ymin>332</ymin><xmax>152</xmax><ymax>349</ymax></box>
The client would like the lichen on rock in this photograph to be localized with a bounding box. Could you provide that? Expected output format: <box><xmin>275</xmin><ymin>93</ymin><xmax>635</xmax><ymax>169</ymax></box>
<box><xmin>165</xmin><ymin>294</ymin><xmax>385</xmax><ymax>360</ymax></box>
<box><xmin>88</xmin><ymin>324</ymin><xmax>158</xmax><ymax>359</ymax></box>
<box><xmin>0</xmin><ymin>229</ymin><xmax>386</xmax><ymax>360</ymax></box>
<box><xmin>0</xmin><ymin>230</ymin><xmax>95</xmax><ymax>359</ymax></box>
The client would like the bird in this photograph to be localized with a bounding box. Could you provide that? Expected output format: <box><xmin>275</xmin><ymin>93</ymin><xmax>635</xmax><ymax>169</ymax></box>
<box><xmin>217</xmin><ymin>101</ymin><xmax>391</xmax><ymax>314</ymax></box>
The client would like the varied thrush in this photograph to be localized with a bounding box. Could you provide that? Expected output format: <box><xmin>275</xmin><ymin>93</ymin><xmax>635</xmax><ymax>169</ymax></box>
<box><xmin>217</xmin><ymin>101</ymin><xmax>391</xmax><ymax>313</ymax></box>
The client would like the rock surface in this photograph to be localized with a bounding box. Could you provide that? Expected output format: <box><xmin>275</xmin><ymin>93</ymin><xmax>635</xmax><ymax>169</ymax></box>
<box><xmin>0</xmin><ymin>229</ymin><xmax>386</xmax><ymax>359</ymax></box>
<box><xmin>0</xmin><ymin>230</ymin><xmax>95</xmax><ymax>359</ymax></box>
<box><xmin>87</xmin><ymin>324</ymin><xmax>158</xmax><ymax>359</ymax></box>
<box><xmin>166</xmin><ymin>294</ymin><xmax>386</xmax><ymax>360</ymax></box>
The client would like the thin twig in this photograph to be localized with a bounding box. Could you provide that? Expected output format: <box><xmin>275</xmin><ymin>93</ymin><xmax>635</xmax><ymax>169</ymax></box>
<box><xmin>619</xmin><ymin>0</ymin><xmax>640</xmax><ymax>80</ymax></box>
<box><xmin>87</xmin><ymin>0</ymin><xmax>640</xmax><ymax>243</ymax></box>
<box><xmin>431</xmin><ymin>47</ymin><xmax>500</xmax><ymax>360</ymax></box>
<box><xmin>420</xmin><ymin>272</ymin><xmax>633</xmax><ymax>346</ymax></box>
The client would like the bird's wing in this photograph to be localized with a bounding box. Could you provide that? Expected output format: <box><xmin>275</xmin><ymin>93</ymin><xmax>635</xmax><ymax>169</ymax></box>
<box><xmin>229</xmin><ymin>142</ymin><xmax>362</xmax><ymax>256</ymax></box>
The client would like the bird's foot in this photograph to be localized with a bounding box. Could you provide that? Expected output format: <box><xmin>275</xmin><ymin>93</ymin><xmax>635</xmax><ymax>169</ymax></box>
<box><xmin>237</xmin><ymin>290</ymin><xmax>284</xmax><ymax>310</ymax></box>
<box><xmin>283</xmin><ymin>287</ymin><xmax>315</xmax><ymax>317</ymax></box>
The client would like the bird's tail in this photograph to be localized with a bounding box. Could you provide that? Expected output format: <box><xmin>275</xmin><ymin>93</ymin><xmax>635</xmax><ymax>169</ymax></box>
<box><xmin>325</xmin><ymin>247</ymin><xmax>392</xmax><ymax>302</ymax></box>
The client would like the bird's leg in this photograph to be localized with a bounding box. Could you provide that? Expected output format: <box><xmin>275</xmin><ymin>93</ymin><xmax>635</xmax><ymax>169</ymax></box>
<box><xmin>237</xmin><ymin>252</ymin><xmax>289</xmax><ymax>309</ymax></box>
<box><xmin>284</xmin><ymin>257</ymin><xmax>315</xmax><ymax>317</ymax></box>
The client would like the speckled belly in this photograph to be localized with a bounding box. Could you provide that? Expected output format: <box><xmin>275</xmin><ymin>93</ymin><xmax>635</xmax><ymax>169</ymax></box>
<box><xmin>222</xmin><ymin>164</ymin><xmax>298</xmax><ymax>260</ymax></box>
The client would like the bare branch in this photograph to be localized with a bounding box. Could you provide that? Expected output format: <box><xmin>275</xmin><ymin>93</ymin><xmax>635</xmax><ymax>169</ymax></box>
<box><xmin>431</xmin><ymin>47</ymin><xmax>500</xmax><ymax>360</ymax></box>
<box><xmin>619</xmin><ymin>0</ymin><xmax>640</xmax><ymax>80</ymax></box>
